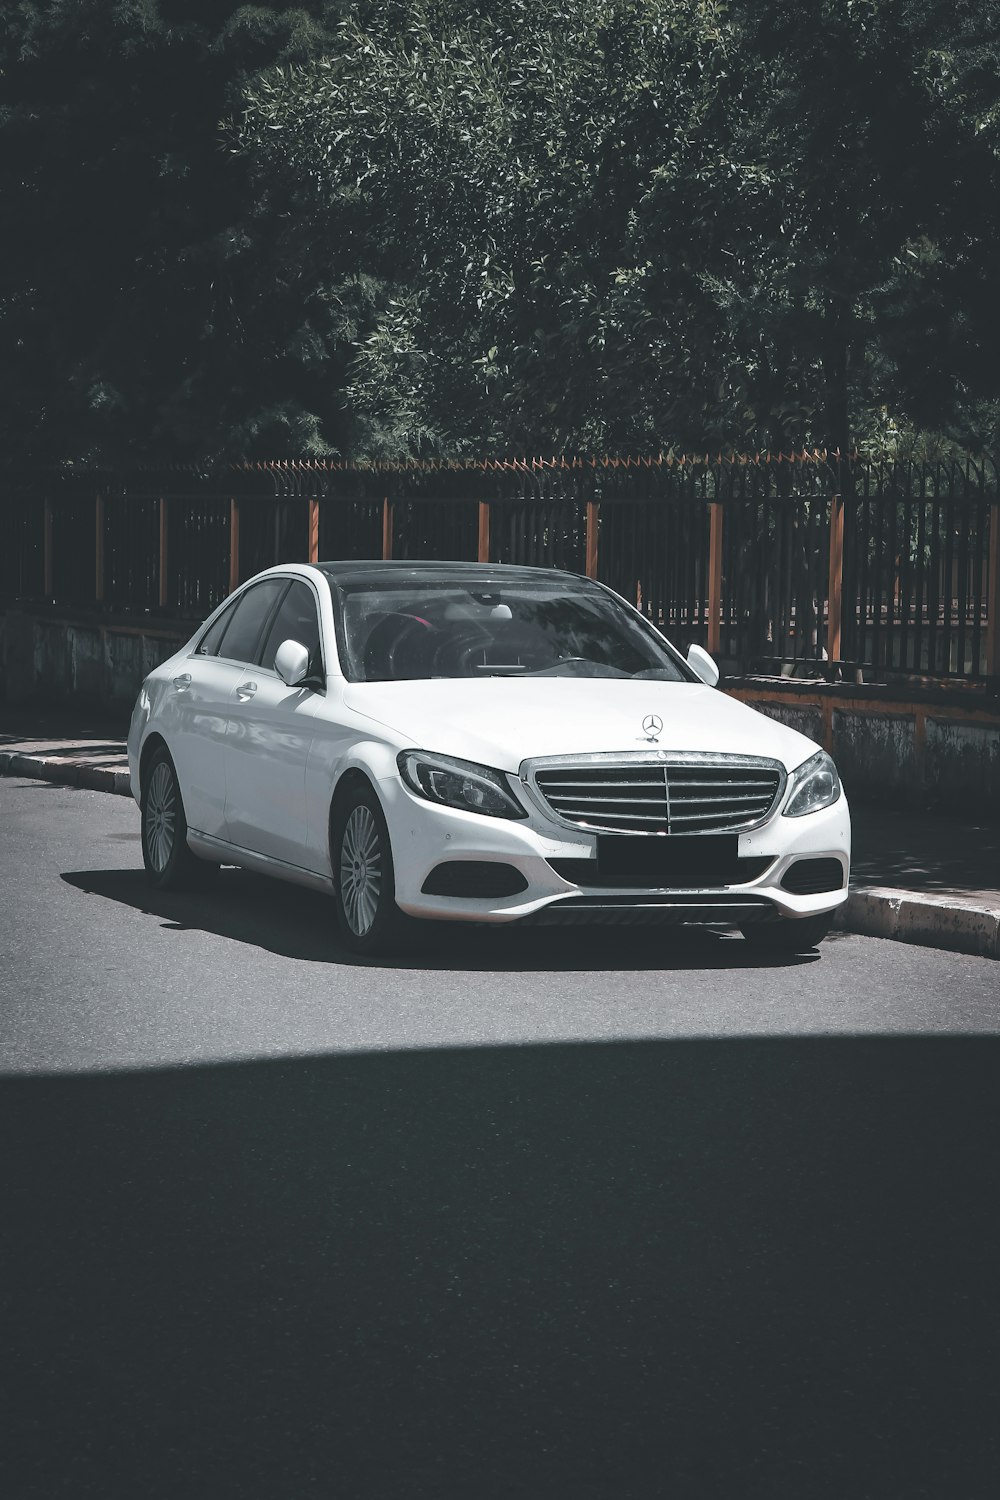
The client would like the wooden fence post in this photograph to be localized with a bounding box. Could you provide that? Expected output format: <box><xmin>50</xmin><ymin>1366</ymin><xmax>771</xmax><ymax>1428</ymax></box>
<box><xmin>158</xmin><ymin>497</ymin><xmax>168</xmax><ymax>610</ymax></box>
<box><xmin>95</xmin><ymin>493</ymin><xmax>105</xmax><ymax>604</ymax></box>
<box><xmin>585</xmin><ymin>500</ymin><xmax>599</xmax><ymax>579</ymax></box>
<box><xmin>43</xmin><ymin>495</ymin><xmax>53</xmax><ymax>598</ymax></box>
<box><xmin>707</xmin><ymin>501</ymin><xmax>723</xmax><ymax>655</ymax></box>
<box><xmin>986</xmin><ymin>500</ymin><xmax>1000</xmax><ymax>677</ymax></box>
<box><xmin>382</xmin><ymin>497</ymin><xmax>393</xmax><ymax>561</ymax></box>
<box><xmin>229</xmin><ymin>498</ymin><xmax>240</xmax><ymax>594</ymax></box>
<box><xmin>308</xmin><ymin>496</ymin><xmax>320</xmax><ymax>565</ymax></box>
<box><xmin>827</xmin><ymin>492</ymin><xmax>845</xmax><ymax>664</ymax></box>
<box><xmin>478</xmin><ymin>500</ymin><xmax>490</xmax><ymax>563</ymax></box>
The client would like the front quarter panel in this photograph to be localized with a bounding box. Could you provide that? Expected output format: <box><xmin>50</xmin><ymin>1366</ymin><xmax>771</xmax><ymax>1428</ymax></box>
<box><xmin>302</xmin><ymin>696</ymin><xmax>406</xmax><ymax>877</ymax></box>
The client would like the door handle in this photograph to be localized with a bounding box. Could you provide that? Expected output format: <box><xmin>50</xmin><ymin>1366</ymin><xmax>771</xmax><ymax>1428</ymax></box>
<box><xmin>172</xmin><ymin>673</ymin><xmax>192</xmax><ymax>689</ymax></box>
<box><xmin>236</xmin><ymin>681</ymin><xmax>257</xmax><ymax>702</ymax></box>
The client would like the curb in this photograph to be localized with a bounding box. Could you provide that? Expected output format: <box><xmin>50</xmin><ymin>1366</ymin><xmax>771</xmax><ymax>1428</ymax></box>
<box><xmin>2</xmin><ymin>750</ymin><xmax>998</xmax><ymax>960</ymax></box>
<box><xmin>834</xmin><ymin>887</ymin><xmax>1000</xmax><ymax>960</ymax></box>
<box><xmin>0</xmin><ymin>750</ymin><xmax>132</xmax><ymax>798</ymax></box>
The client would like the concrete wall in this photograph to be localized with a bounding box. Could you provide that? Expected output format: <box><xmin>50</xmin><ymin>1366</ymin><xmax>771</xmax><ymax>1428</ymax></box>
<box><xmin>0</xmin><ymin>608</ymin><xmax>190</xmax><ymax>711</ymax></box>
<box><xmin>730</xmin><ymin>680</ymin><xmax>1000</xmax><ymax>816</ymax></box>
<box><xmin>3</xmin><ymin>606</ymin><xmax>999</xmax><ymax>815</ymax></box>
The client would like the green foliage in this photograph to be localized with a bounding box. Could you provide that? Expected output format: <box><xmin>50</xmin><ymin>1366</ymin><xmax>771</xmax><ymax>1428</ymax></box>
<box><xmin>233</xmin><ymin>0</ymin><xmax>1000</xmax><ymax>457</ymax></box>
<box><xmin>2</xmin><ymin>1</ymin><xmax>999</xmax><ymax>461</ymax></box>
<box><xmin>236</xmin><ymin>1</ymin><xmax>732</xmax><ymax>454</ymax></box>
<box><xmin>709</xmin><ymin>0</ymin><xmax>1000</xmax><ymax>454</ymax></box>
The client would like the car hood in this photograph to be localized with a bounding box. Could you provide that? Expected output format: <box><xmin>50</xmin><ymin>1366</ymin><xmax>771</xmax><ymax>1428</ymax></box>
<box><xmin>341</xmin><ymin>678</ymin><xmax>818</xmax><ymax>773</ymax></box>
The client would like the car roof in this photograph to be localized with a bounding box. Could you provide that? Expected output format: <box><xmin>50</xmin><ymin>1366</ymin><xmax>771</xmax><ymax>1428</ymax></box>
<box><xmin>315</xmin><ymin>560</ymin><xmax>593</xmax><ymax>590</ymax></box>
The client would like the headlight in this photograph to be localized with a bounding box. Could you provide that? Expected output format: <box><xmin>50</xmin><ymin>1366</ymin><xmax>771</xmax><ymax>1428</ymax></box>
<box><xmin>397</xmin><ymin>750</ymin><xmax>528</xmax><ymax>820</ymax></box>
<box><xmin>783</xmin><ymin>750</ymin><xmax>841</xmax><ymax>818</ymax></box>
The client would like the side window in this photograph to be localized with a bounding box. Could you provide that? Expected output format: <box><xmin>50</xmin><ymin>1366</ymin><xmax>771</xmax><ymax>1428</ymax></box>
<box><xmin>216</xmin><ymin>579</ymin><xmax>286</xmax><ymax>665</ymax></box>
<box><xmin>259</xmin><ymin>580</ymin><xmax>323</xmax><ymax>676</ymax></box>
<box><xmin>196</xmin><ymin>598</ymin><xmax>238</xmax><ymax>656</ymax></box>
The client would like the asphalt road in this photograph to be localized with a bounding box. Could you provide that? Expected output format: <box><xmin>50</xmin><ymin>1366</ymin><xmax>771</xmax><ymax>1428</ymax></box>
<box><xmin>2</xmin><ymin>778</ymin><xmax>999</xmax><ymax>1497</ymax></box>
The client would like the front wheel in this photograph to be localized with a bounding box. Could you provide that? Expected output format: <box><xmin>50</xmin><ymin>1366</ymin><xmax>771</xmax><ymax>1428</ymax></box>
<box><xmin>332</xmin><ymin>783</ymin><xmax>409</xmax><ymax>956</ymax></box>
<box><xmin>742</xmin><ymin>912</ymin><xmax>832</xmax><ymax>953</ymax></box>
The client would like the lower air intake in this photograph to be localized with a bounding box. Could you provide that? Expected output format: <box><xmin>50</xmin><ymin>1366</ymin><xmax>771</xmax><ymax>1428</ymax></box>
<box><xmin>780</xmin><ymin>858</ymin><xmax>845</xmax><ymax>895</ymax></box>
<box><xmin>421</xmin><ymin>861</ymin><xmax>528</xmax><ymax>898</ymax></box>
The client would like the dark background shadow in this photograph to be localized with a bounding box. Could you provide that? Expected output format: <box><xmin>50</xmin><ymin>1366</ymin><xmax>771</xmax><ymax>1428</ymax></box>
<box><xmin>60</xmin><ymin>866</ymin><xmax>820</xmax><ymax>973</ymax></box>
<box><xmin>3</xmin><ymin>1036</ymin><xmax>998</xmax><ymax>1497</ymax></box>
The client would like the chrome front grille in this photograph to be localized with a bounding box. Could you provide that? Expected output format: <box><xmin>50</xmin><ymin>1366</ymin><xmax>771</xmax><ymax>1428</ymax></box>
<box><xmin>529</xmin><ymin>755</ymin><xmax>784</xmax><ymax>836</ymax></box>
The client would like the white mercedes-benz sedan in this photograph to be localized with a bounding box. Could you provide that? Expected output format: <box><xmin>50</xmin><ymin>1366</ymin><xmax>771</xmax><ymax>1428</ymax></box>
<box><xmin>128</xmin><ymin>560</ymin><xmax>850</xmax><ymax>955</ymax></box>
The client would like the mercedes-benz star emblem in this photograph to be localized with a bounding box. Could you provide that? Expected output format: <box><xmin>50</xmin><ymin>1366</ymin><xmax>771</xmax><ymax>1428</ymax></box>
<box><xmin>641</xmin><ymin>713</ymin><xmax>663</xmax><ymax>741</ymax></box>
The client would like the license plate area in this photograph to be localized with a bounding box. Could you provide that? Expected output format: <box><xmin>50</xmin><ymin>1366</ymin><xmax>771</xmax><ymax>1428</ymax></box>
<box><xmin>597</xmin><ymin>834</ymin><xmax>740</xmax><ymax>887</ymax></box>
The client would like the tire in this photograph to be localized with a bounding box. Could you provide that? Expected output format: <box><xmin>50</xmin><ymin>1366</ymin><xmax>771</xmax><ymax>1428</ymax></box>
<box><xmin>332</xmin><ymin>781</ymin><xmax>409</xmax><ymax>956</ymax></box>
<box><xmin>140</xmin><ymin>746</ymin><xmax>218</xmax><ymax>891</ymax></box>
<box><xmin>742</xmin><ymin>912</ymin><xmax>832</xmax><ymax>953</ymax></box>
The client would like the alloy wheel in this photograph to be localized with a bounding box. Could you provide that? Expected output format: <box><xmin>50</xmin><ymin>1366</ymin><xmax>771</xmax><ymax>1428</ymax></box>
<box><xmin>145</xmin><ymin>761</ymin><xmax>177</xmax><ymax>874</ymax></box>
<box><xmin>339</xmin><ymin>804</ymin><xmax>382</xmax><ymax>936</ymax></box>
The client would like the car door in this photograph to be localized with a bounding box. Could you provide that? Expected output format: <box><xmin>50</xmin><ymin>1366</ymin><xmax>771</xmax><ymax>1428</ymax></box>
<box><xmin>166</xmin><ymin>577</ymin><xmax>287</xmax><ymax>837</ymax></box>
<box><xmin>155</xmin><ymin>594</ymin><xmax>234</xmax><ymax>837</ymax></box>
<box><xmin>223</xmin><ymin>578</ymin><xmax>326</xmax><ymax>870</ymax></box>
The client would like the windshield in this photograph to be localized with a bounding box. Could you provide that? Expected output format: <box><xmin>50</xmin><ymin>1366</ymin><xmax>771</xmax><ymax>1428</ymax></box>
<box><xmin>334</xmin><ymin>579</ymin><xmax>692</xmax><ymax>684</ymax></box>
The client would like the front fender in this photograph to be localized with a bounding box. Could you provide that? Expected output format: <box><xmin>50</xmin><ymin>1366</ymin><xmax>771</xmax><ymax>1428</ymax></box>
<box><xmin>303</xmin><ymin>731</ymin><xmax>405</xmax><ymax>877</ymax></box>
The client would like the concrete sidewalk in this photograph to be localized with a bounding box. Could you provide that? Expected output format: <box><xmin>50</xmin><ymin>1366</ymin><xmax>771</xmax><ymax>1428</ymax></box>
<box><xmin>0</xmin><ymin>709</ymin><xmax>133</xmax><ymax>797</ymax></box>
<box><xmin>2</xmin><ymin>710</ymin><xmax>999</xmax><ymax>958</ymax></box>
<box><xmin>846</xmin><ymin>805</ymin><xmax>1000</xmax><ymax>959</ymax></box>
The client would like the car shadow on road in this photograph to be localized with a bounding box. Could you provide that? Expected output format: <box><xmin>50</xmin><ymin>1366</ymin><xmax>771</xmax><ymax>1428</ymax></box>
<box><xmin>60</xmin><ymin>864</ymin><xmax>822</xmax><ymax>973</ymax></box>
<box><xmin>3</xmin><ymin>1034</ymin><xmax>997</xmax><ymax>1498</ymax></box>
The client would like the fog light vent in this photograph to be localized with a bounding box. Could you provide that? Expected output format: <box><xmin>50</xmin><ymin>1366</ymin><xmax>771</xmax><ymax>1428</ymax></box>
<box><xmin>780</xmin><ymin>858</ymin><xmax>845</xmax><ymax>895</ymax></box>
<box><xmin>421</xmin><ymin>861</ymin><xmax>528</xmax><ymax>898</ymax></box>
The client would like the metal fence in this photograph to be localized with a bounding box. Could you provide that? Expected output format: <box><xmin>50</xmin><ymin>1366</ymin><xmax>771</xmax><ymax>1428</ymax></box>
<box><xmin>3</xmin><ymin>453</ymin><xmax>998</xmax><ymax>682</ymax></box>
<box><xmin>844</xmin><ymin>458</ymin><xmax>997</xmax><ymax>678</ymax></box>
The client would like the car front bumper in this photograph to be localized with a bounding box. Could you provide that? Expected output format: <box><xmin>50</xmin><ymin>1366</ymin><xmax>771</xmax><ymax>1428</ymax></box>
<box><xmin>377</xmin><ymin>773</ymin><xmax>851</xmax><ymax>926</ymax></box>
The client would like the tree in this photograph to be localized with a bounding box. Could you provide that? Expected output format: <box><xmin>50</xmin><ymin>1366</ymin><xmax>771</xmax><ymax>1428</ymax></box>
<box><xmin>236</xmin><ymin>0</ymin><xmax>1000</xmax><ymax>458</ymax></box>
<box><xmin>0</xmin><ymin>1</ymin><xmax>356</xmax><ymax>462</ymax></box>
<box><xmin>236</xmin><ymin>1</ymin><xmax>733</xmax><ymax>455</ymax></box>
<box><xmin>4</xmin><ymin>1</ymin><xmax>999</xmax><ymax>463</ymax></box>
<box><xmin>624</xmin><ymin>0</ymin><xmax>1000</xmax><ymax>454</ymax></box>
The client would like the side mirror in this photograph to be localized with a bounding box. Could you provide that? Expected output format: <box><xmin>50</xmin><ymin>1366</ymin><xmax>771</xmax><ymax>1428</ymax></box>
<box><xmin>274</xmin><ymin>638</ymin><xmax>311</xmax><ymax>687</ymax></box>
<box><xmin>687</xmin><ymin>643</ymin><xmax>720</xmax><ymax>687</ymax></box>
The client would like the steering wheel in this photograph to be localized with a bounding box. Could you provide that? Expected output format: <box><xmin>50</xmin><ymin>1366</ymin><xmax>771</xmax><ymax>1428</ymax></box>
<box><xmin>363</xmin><ymin>612</ymin><xmax>438</xmax><ymax>680</ymax></box>
<box><xmin>384</xmin><ymin>613</ymin><xmax>439</xmax><ymax>679</ymax></box>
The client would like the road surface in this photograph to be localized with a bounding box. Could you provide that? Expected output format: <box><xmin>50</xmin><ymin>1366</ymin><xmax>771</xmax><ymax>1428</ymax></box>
<box><xmin>2</xmin><ymin>778</ymin><xmax>998</xmax><ymax>1497</ymax></box>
